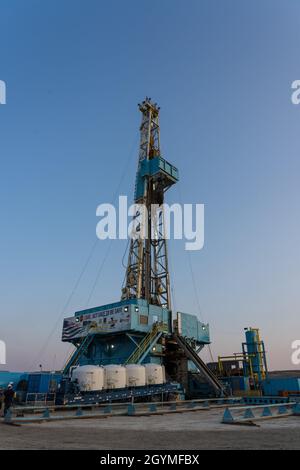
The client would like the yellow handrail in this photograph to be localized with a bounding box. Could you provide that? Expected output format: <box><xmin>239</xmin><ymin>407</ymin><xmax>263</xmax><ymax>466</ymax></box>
<box><xmin>125</xmin><ymin>322</ymin><xmax>167</xmax><ymax>364</ymax></box>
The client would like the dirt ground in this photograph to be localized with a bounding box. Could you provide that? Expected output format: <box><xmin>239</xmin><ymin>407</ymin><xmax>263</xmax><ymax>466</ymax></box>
<box><xmin>0</xmin><ymin>408</ymin><xmax>300</xmax><ymax>450</ymax></box>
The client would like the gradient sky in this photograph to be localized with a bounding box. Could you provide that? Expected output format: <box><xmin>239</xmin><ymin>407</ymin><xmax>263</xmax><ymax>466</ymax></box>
<box><xmin>1</xmin><ymin>0</ymin><xmax>300</xmax><ymax>372</ymax></box>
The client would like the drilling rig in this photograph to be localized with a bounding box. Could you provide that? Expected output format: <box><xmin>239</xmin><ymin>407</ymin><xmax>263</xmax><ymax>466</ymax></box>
<box><xmin>61</xmin><ymin>98</ymin><xmax>226</xmax><ymax>403</ymax></box>
<box><xmin>121</xmin><ymin>98</ymin><xmax>173</xmax><ymax>309</ymax></box>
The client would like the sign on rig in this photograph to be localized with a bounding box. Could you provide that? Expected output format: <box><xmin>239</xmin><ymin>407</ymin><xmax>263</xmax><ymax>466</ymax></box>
<box><xmin>62</xmin><ymin>305</ymin><xmax>131</xmax><ymax>341</ymax></box>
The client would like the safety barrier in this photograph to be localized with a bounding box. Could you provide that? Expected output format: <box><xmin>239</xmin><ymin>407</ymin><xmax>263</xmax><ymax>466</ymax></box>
<box><xmin>25</xmin><ymin>393</ymin><xmax>56</xmax><ymax>406</ymax></box>
<box><xmin>222</xmin><ymin>402</ymin><xmax>300</xmax><ymax>424</ymax></box>
<box><xmin>2</xmin><ymin>396</ymin><xmax>242</xmax><ymax>424</ymax></box>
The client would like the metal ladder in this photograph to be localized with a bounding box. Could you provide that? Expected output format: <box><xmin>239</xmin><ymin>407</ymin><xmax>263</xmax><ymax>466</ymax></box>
<box><xmin>63</xmin><ymin>334</ymin><xmax>94</xmax><ymax>376</ymax></box>
<box><xmin>125</xmin><ymin>322</ymin><xmax>168</xmax><ymax>365</ymax></box>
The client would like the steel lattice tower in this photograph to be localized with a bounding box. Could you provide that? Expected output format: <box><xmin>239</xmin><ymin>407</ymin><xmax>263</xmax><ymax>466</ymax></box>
<box><xmin>121</xmin><ymin>98</ymin><xmax>178</xmax><ymax>309</ymax></box>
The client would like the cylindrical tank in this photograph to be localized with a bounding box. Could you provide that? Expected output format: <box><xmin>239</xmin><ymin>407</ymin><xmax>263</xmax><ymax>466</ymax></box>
<box><xmin>104</xmin><ymin>365</ymin><xmax>126</xmax><ymax>389</ymax></box>
<box><xmin>72</xmin><ymin>365</ymin><xmax>104</xmax><ymax>392</ymax></box>
<box><xmin>145</xmin><ymin>364</ymin><xmax>165</xmax><ymax>385</ymax></box>
<box><xmin>245</xmin><ymin>328</ymin><xmax>264</xmax><ymax>381</ymax></box>
<box><xmin>126</xmin><ymin>365</ymin><xmax>146</xmax><ymax>387</ymax></box>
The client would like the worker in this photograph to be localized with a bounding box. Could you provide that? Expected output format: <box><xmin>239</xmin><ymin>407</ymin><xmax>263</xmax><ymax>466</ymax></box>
<box><xmin>3</xmin><ymin>383</ymin><xmax>15</xmax><ymax>417</ymax></box>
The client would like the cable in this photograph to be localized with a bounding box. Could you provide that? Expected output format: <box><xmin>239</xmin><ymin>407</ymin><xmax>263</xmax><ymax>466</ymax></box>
<box><xmin>167</xmin><ymin>241</ymin><xmax>177</xmax><ymax>313</ymax></box>
<box><xmin>186</xmin><ymin>246</ymin><xmax>215</xmax><ymax>362</ymax></box>
<box><xmin>84</xmin><ymin>239</ymin><xmax>113</xmax><ymax>307</ymax></box>
<box><xmin>122</xmin><ymin>238</ymin><xmax>130</xmax><ymax>269</ymax></box>
<box><xmin>120</xmin><ymin>238</ymin><xmax>130</xmax><ymax>290</ymax></box>
<box><xmin>27</xmin><ymin>238</ymin><xmax>99</xmax><ymax>370</ymax></box>
<box><xmin>177</xmin><ymin>183</ymin><xmax>214</xmax><ymax>363</ymax></box>
<box><xmin>186</xmin><ymin>249</ymin><xmax>215</xmax><ymax>363</ymax></box>
<box><xmin>177</xmin><ymin>183</ymin><xmax>204</xmax><ymax>320</ymax></box>
<box><xmin>186</xmin><ymin>251</ymin><xmax>204</xmax><ymax>322</ymax></box>
<box><xmin>84</xmin><ymin>135</ymin><xmax>138</xmax><ymax>306</ymax></box>
<box><xmin>28</xmin><ymin>135</ymin><xmax>138</xmax><ymax>370</ymax></box>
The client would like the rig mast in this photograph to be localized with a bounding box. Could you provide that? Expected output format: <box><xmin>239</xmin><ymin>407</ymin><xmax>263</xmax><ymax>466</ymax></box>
<box><xmin>121</xmin><ymin>97</ymin><xmax>178</xmax><ymax>309</ymax></box>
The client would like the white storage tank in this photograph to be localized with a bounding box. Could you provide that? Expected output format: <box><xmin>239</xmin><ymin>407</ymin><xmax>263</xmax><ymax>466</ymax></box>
<box><xmin>72</xmin><ymin>365</ymin><xmax>104</xmax><ymax>392</ymax></box>
<box><xmin>145</xmin><ymin>364</ymin><xmax>166</xmax><ymax>385</ymax></box>
<box><xmin>104</xmin><ymin>365</ymin><xmax>126</xmax><ymax>389</ymax></box>
<box><xmin>126</xmin><ymin>365</ymin><xmax>146</xmax><ymax>387</ymax></box>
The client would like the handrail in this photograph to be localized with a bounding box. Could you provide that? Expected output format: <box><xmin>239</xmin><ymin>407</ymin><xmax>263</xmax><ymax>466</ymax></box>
<box><xmin>174</xmin><ymin>334</ymin><xmax>227</xmax><ymax>396</ymax></box>
<box><xmin>63</xmin><ymin>335</ymin><xmax>93</xmax><ymax>375</ymax></box>
<box><xmin>125</xmin><ymin>322</ymin><xmax>167</xmax><ymax>364</ymax></box>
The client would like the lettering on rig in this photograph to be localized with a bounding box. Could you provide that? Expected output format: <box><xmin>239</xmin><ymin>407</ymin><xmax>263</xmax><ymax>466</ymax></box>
<box><xmin>0</xmin><ymin>80</ymin><xmax>6</xmax><ymax>105</ymax></box>
<box><xmin>0</xmin><ymin>340</ymin><xmax>6</xmax><ymax>364</ymax></box>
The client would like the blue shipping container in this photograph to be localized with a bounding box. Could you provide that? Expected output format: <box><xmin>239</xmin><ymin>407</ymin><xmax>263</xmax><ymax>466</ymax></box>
<box><xmin>0</xmin><ymin>371</ymin><xmax>28</xmax><ymax>388</ymax></box>
<box><xmin>27</xmin><ymin>373</ymin><xmax>62</xmax><ymax>393</ymax></box>
<box><xmin>262</xmin><ymin>377</ymin><xmax>300</xmax><ymax>396</ymax></box>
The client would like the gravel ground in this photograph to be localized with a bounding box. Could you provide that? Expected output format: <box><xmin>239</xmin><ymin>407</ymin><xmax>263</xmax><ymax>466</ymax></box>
<box><xmin>0</xmin><ymin>409</ymin><xmax>300</xmax><ymax>450</ymax></box>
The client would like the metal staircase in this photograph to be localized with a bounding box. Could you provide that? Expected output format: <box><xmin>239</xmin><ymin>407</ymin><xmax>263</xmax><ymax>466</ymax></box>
<box><xmin>173</xmin><ymin>334</ymin><xmax>227</xmax><ymax>397</ymax></box>
<box><xmin>63</xmin><ymin>334</ymin><xmax>94</xmax><ymax>376</ymax></box>
<box><xmin>125</xmin><ymin>322</ymin><xmax>168</xmax><ymax>365</ymax></box>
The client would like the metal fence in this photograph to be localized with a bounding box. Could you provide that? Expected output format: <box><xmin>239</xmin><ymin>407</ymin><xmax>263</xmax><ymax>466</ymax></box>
<box><xmin>25</xmin><ymin>393</ymin><xmax>56</xmax><ymax>407</ymax></box>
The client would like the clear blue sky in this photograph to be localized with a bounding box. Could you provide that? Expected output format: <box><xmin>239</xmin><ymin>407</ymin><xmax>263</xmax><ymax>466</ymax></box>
<box><xmin>1</xmin><ymin>0</ymin><xmax>300</xmax><ymax>371</ymax></box>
